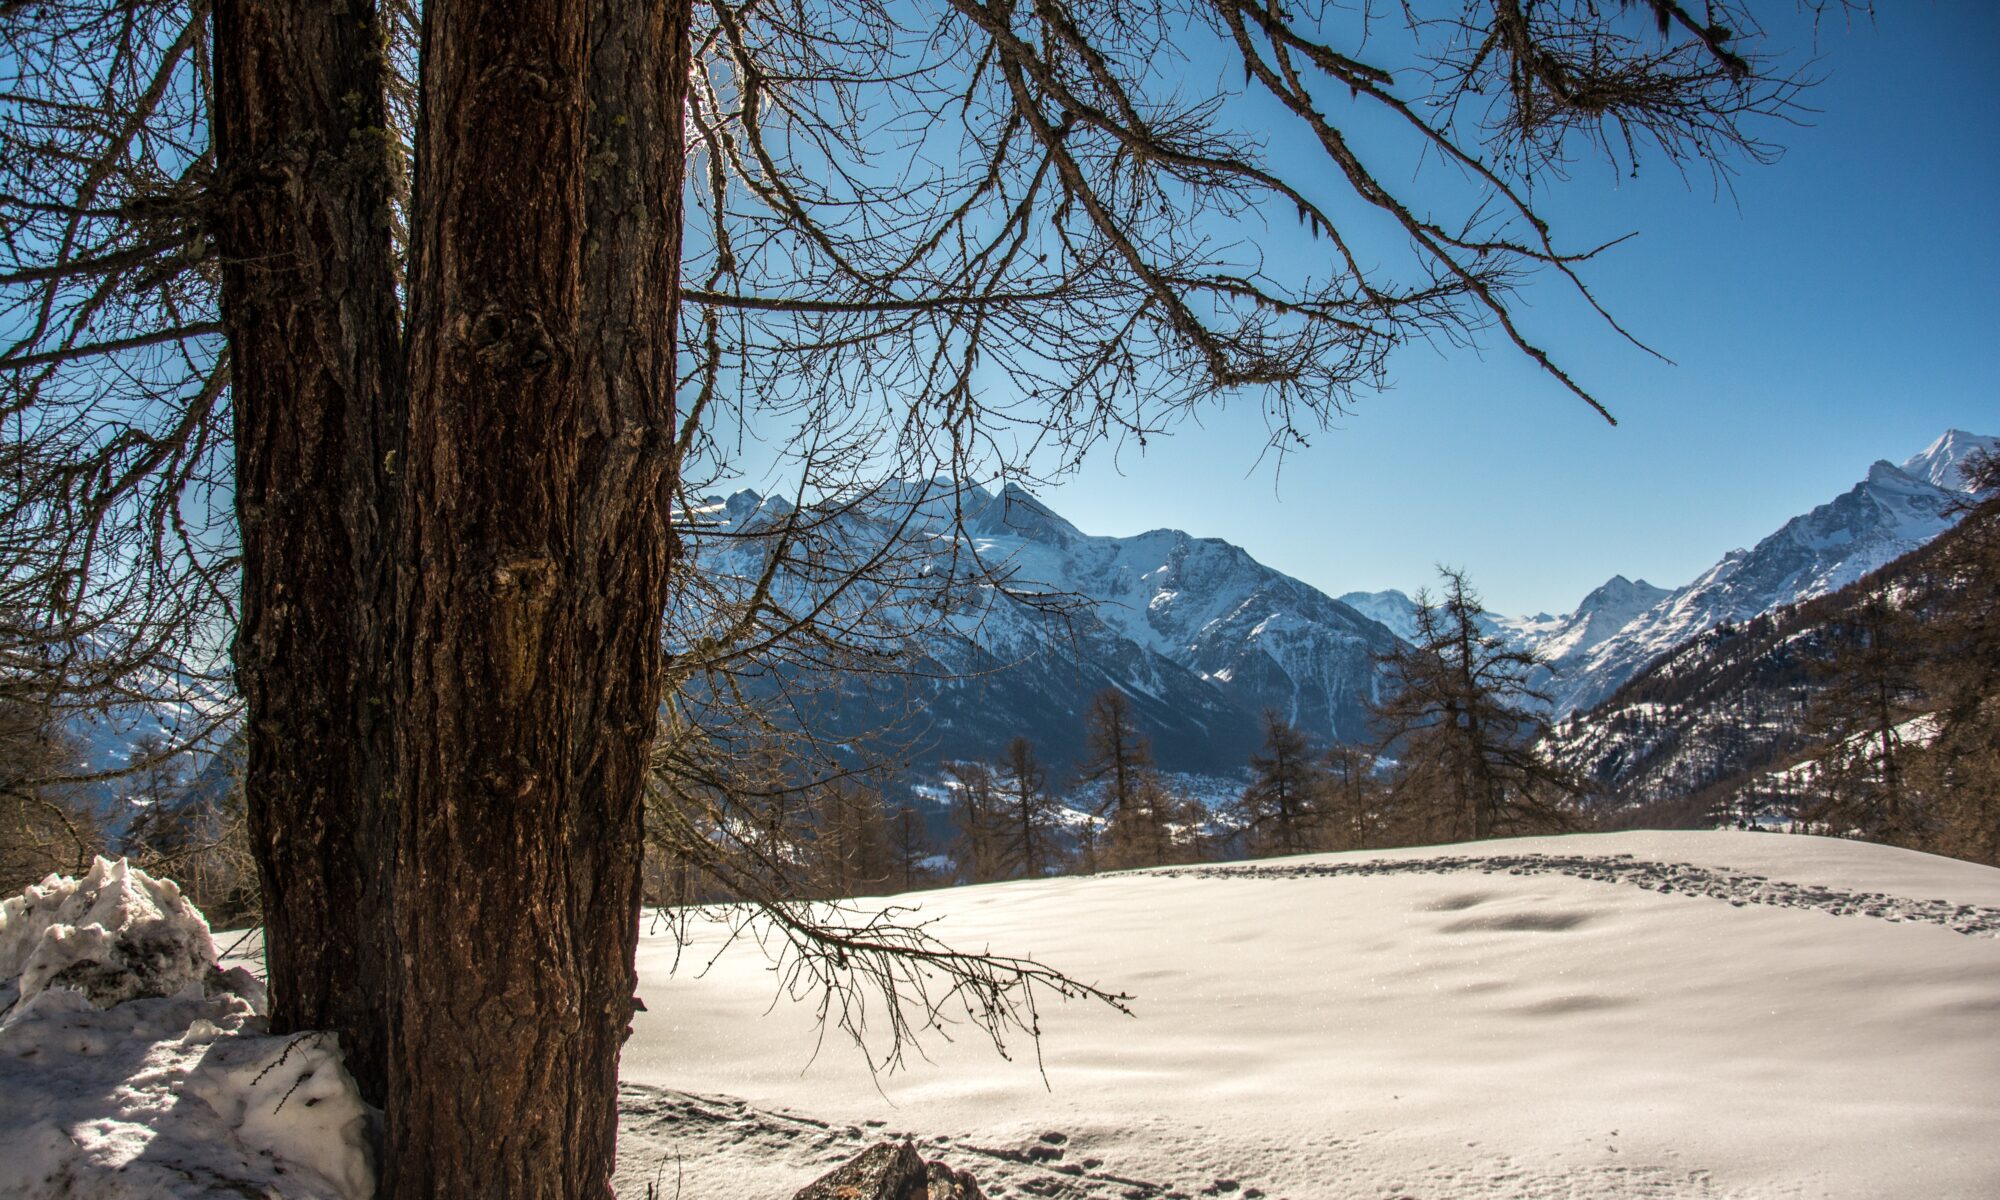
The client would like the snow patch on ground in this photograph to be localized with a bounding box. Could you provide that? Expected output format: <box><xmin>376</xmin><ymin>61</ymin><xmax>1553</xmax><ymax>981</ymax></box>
<box><xmin>613</xmin><ymin>1084</ymin><xmax>1759</xmax><ymax>1200</ymax></box>
<box><xmin>0</xmin><ymin>859</ymin><xmax>372</xmax><ymax>1199</ymax></box>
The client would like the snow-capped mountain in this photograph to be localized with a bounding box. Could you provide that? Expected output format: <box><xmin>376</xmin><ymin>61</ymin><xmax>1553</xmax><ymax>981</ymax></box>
<box><xmin>1540</xmin><ymin>430</ymin><xmax>1996</xmax><ymax>714</ymax></box>
<box><xmin>60</xmin><ymin>429</ymin><xmax>1996</xmax><ymax>809</ymax></box>
<box><xmin>683</xmin><ymin>480</ymin><xmax>1402</xmax><ymax>777</ymax></box>
<box><xmin>1526</xmin><ymin>574</ymin><xmax>1673</xmax><ymax>670</ymax></box>
<box><xmin>1341</xmin><ymin>431</ymin><xmax>1992</xmax><ymax>721</ymax></box>
<box><xmin>1335</xmin><ymin>586</ymin><xmax>1580</xmax><ymax>650</ymax></box>
<box><xmin>1546</xmin><ymin>475</ymin><xmax>2000</xmax><ymax>823</ymax></box>
<box><xmin>1333</xmin><ymin>589</ymin><xmax>1428</xmax><ymax>642</ymax></box>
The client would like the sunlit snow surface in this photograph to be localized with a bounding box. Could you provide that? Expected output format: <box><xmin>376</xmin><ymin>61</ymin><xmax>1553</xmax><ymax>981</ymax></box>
<box><xmin>616</xmin><ymin>832</ymin><xmax>2000</xmax><ymax>1200</ymax></box>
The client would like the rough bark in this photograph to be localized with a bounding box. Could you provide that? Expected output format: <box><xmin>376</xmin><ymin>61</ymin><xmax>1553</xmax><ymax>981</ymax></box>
<box><xmin>210</xmin><ymin>0</ymin><xmax>405</xmax><ymax>1103</ymax></box>
<box><xmin>387</xmin><ymin>0</ymin><xmax>689</xmax><ymax>1192</ymax></box>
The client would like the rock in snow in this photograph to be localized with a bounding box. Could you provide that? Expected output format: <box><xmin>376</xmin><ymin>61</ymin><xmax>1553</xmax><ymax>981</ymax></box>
<box><xmin>792</xmin><ymin>1140</ymin><xmax>988</xmax><ymax>1200</ymax></box>
<box><xmin>0</xmin><ymin>859</ymin><xmax>372</xmax><ymax>1199</ymax></box>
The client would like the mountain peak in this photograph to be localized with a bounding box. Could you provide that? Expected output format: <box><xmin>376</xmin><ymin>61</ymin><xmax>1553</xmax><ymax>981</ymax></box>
<box><xmin>1335</xmin><ymin>589</ymin><xmax>1421</xmax><ymax>641</ymax></box>
<box><xmin>969</xmin><ymin>482</ymin><xmax>1083</xmax><ymax>542</ymax></box>
<box><xmin>1575</xmin><ymin>574</ymin><xmax>1670</xmax><ymax>617</ymax></box>
<box><xmin>717</xmin><ymin>488</ymin><xmax>795</xmax><ymax>527</ymax></box>
<box><xmin>1898</xmin><ymin>429</ymin><xmax>1999</xmax><ymax>493</ymax></box>
<box><xmin>1865</xmin><ymin>458</ymin><xmax>1916</xmax><ymax>487</ymax></box>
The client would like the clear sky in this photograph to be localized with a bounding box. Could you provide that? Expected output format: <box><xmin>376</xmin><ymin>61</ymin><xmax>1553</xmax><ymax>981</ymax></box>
<box><xmin>1028</xmin><ymin>3</ymin><xmax>2000</xmax><ymax>617</ymax></box>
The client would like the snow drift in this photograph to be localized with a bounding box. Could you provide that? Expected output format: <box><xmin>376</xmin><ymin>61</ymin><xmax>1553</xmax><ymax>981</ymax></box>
<box><xmin>0</xmin><ymin>858</ymin><xmax>372</xmax><ymax>1199</ymax></box>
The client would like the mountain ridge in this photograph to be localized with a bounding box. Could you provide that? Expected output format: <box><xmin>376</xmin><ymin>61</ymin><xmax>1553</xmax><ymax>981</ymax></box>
<box><xmin>1537</xmin><ymin>429</ymin><xmax>1997</xmax><ymax>714</ymax></box>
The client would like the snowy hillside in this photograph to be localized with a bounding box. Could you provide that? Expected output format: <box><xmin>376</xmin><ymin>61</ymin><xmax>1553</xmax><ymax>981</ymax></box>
<box><xmin>617</xmin><ymin>831</ymin><xmax>2000</xmax><ymax>1199</ymax></box>
<box><xmin>1348</xmin><ymin>431</ymin><xmax>1995</xmax><ymax>722</ymax></box>
<box><xmin>1539</xmin><ymin>430</ymin><xmax>1997</xmax><ymax>714</ymax></box>
<box><xmin>12</xmin><ymin>836</ymin><xmax>1997</xmax><ymax>1197</ymax></box>
<box><xmin>686</xmin><ymin>479</ymin><xmax>1401</xmax><ymax>775</ymax></box>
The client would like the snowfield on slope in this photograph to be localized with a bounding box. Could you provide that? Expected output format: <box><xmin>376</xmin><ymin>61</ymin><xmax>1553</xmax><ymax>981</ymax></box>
<box><xmin>615</xmin><ymin>831</ymin><xmax>2000</xmax><ymax>1200</ymax></box>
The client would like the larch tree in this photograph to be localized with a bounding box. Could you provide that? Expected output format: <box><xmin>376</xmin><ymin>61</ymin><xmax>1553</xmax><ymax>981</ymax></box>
<box><xmin>0</xmin><ymin>678</ymin><xmax>94</xmax><ymax>892</ymax></box>
<box><xmin>945</xmin><ymin>757</ymin><xmax>1006</xmax><ymax>883</ymax></box>
<box><xmin>1002</xmin><ymin>734</ymin><xmax>1062</xmax><ymax>879</ymax></box>
<box><xmin>1372</xmin><ymin>569</ymin><xmax>1583</xmax><ymax>841</ymax></box>
<box><xmin>1321</xmin><ymin>743</ymin><xmax>1387</xmax><ymax>851</ymax></box>
<box><xmin>1910</xmin><ymin>475</ymin><xmax>2000</xmax><ymax>866</ymax></box>
<box><xmin>1859</xmin><ymin>467</ymin><xmax>2000</xmax><ymax>865</ymax></box>
<box><xmin>891</xmin><ymin>803</ymin><xmax>934</xmax><ymax>890</ymax></box>
<box><xmin>1236</xmin><ymin>709</ymin><xmax>1325</xmax><ymax>857</ymax></box>
<box><xmin>811</xmin><ymin>776</ymin><xmax>895</xmax><ymax>897</ymax></box>
<box><xmin>2</xmin><ymin>0</ymin><xmax>1845</xmax><ymax>1193</ymax></box>
<box><xmin>1799</xmin><ymin>593</ymin><xmax>1924</xmax><ymax>843</ymax></box>
<box><xmin>1078</xmin><ymin>687</ymin><xmax>1163</xmax><ymax>866</ymax></box>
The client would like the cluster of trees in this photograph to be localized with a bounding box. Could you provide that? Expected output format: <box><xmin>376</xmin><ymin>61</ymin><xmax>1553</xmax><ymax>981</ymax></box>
<box><xmin>0</xmin><ymin>0</ymin><xmax>1835</xmax><ymax>1191</ymax></box>
<box><xmin>944</xmin><ymin>692</ymin><xmax>1216</xmax><ymax>880</ymax></box>
<box><xmin>1222</xmin><ymin>570</ymin><xmax>1582</xmax><ymax>857</ymax></box>
<box><xmin>0</xmin><ymin>726</ymin><xmax>259</xmax><ymax>920</ymax></box>
<box><xmin>943</xmin><ymin>736</ymin><xmax>1068</xmax><ymax>882</ymax></box>
<box><xmin>641</xmin><ymin>739</ymin><xmax>935</xmax><ymax>905</ymax></box>
<box><xmin>928</xmin><ymin>569</ymin><xmax>1584</xmax><ymax>880</ymax></box>
<box><xmin>112</xmin><ymin>737</ymin><xmax>262</xmax><ymax>923</ymax></box>
<box><xmin>0</xmin><ymin>687</ymin><xmax>94</xmax><ymax>891</ymax></box>
<box><xmin>1786</xmin><ymin>451</ymin><xmax>2000</xmax><ymax>865</ymax></box>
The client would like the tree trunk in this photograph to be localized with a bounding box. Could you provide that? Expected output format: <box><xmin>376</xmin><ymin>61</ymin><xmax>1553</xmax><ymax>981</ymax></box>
<box><xmin>388</xmin><ymin>0</ymin><xmax>689</xmax><ymax>1192</ymax></box>
<box><xmin>210</xmin><ymin>0</ymin><xmax>405</xmax><ymax>1104</ymax></box>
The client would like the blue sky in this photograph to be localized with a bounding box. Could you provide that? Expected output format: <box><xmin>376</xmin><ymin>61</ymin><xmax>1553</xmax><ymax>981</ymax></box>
<box><xmin>1030</xmin><ymin>3</ymin><xmax>2000</xmax><ymax>617</ymax></box>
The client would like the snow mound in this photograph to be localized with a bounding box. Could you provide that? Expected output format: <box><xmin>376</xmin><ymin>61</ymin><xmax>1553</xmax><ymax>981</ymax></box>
<box><xmin>0</xmin><ymin>859</ymin><xmax>373</xmax><ymax>1199</ymax></box>
<box><xmin>1</xmin><ymin>856</ymin><xmax>215</xmax><ymax>1019</ymax></box>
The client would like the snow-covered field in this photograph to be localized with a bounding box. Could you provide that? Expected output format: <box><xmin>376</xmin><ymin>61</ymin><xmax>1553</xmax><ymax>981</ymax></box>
<box><xmin>5</xmin><ymin>832</ymin><xmax>1995</xmax><ymax>1198</ymax></box>
<box><xmin>616</xmin><ymin>832</ymin><xmax>2000</xmax><ymax>1200</ymax></box>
